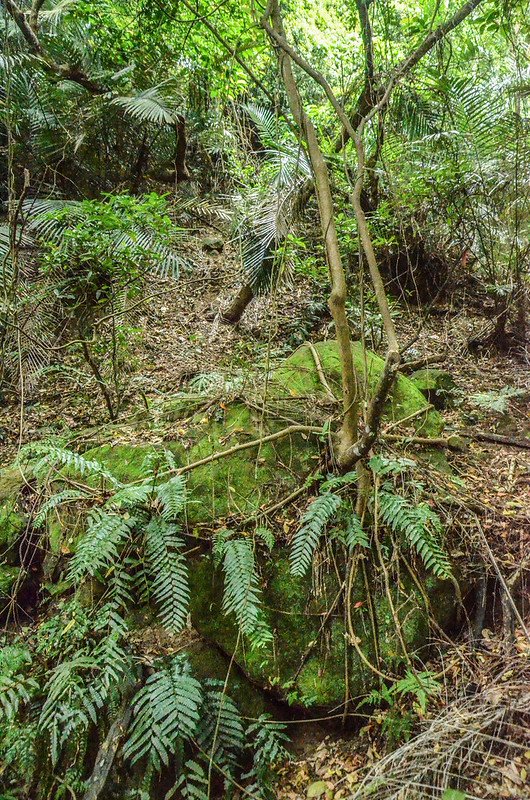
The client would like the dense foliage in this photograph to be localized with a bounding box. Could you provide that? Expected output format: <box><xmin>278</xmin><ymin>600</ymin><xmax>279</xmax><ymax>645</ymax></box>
<box><xmin>1</xmin><ymin>0</ymin><xmax>528</xmax><ymax>798</ymax></box>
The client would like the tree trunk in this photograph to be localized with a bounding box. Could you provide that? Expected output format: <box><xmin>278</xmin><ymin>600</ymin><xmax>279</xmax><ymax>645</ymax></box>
<box><xmin>221</xmin><ymin>283</ymin><xmax>255</xmax><ymax>323</ymax></box>
<box><xmin>175</xmin><ymin>116</ymin><xmax>190</xmax><ymax>182</ymax></box>
<box><xmin>263</xmin><ymin>0</ymin><xmax>359</xmax><ymax>464</ymax></box>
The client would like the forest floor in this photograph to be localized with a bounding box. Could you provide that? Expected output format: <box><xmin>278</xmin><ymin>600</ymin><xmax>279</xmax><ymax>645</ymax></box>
<box><xmin>1</xmin><ymin>232</ymin><xmax>529</xmax><ymax>797</ymax></box>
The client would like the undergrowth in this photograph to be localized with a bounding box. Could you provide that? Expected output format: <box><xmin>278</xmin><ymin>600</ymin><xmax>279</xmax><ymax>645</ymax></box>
<box><xmin>0</xmin><ymin>441</ymin><xmax>454</xmax><ymax>797</ymax></box>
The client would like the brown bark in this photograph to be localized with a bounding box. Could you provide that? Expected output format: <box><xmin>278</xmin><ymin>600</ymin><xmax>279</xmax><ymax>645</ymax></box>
<box><xmin>263</xmin><ymin>0</ymin><xmax>359</xmax><ymax>464</ymax></box>
<box><xmin>221</xmin><ymin>283</ymin><xmax>255</xmax><ymax>323</ymax></box>
<box><xmin>175</xmin><ymin>116</ymin><xmax>190</xmax><ymax>182</ymax></box>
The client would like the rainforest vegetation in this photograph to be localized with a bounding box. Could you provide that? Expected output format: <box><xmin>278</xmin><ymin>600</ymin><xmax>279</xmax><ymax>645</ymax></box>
<box><xmin>0</xmin><ymin>0</ymin><xmax>529</xmax><ymax>798</ymax></box>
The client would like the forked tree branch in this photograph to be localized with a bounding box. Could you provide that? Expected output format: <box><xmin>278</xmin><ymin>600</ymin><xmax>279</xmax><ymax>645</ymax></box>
<box><xmin>4</xmin><ymin>0</ymin><xmax>107</xmax><ymax>93</ymax></box>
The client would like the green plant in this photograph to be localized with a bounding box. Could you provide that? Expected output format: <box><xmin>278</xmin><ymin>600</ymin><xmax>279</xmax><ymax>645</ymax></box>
<box><xmin>378</xmin><ymin>491</ymin><xmax>452</xmax><ymax>580</ymax></box>
<box><xmin>470</xmin><ymin>386</ymin><xmax>526</xmax><ymax>413</ymax></box>
<box><xmin>289</xmin><ymin>492</ymin><xmax>342</xmax><ymax>576</ymax></box>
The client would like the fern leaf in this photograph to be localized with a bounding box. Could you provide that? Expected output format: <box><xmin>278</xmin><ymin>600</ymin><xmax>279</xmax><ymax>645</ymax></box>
<box><xmin>110</xmin><ymin>87</ymin><xmax>177</xmax><ymax>126</ymax></box>
<box><xmin>33</xmin><ymin>488</ymin><xmax>90</xmax><ymax>527</ymax></box>
<box><xmin>106</xmin><ymin>483</ymin><xmax>154</xmax><ymax>510</ymax></box>
<box><xmin>123</xmin><ymin>656</ymin><xmax>202</xmax><ymax>769</ymax></box>
<box><xmin>156</xmin><ymin>475</ymin><xmax>187</xmax><ymax>521</ymax></box>
<box><xmin>221</xmin><ymin>538</ymin><xmax>271</xmax><ymax>648</ymax></box>
<box><xmin>378</xmin><ymin>491</ymin><xmax>452</xmax><ymax>579</ymax></box>
<box><xmin>344</xmin><ymin>512</ymin><xmax>370</xmax><ymax>551</ymax></box>
<box><xmin>68</xmin><ymin>510</ymin><xmax>133</xmax><ymax>582</ymax></box>
<box><xmin>145</xmin><ymin>519</ymin><xmax>189</xmax><ymax>634</ymax></box>
<box><xmin>290</xmin><ymin>493</ymin><xmax>342</xmax><ymax>577</ymax></box>
<box><xmin>196</xmin><ymin>681</ymin><xmax>246</xmax><ymax>771</ymax></box>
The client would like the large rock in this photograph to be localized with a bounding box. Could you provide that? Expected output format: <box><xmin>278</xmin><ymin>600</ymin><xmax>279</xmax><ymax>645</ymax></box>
<box><xmin>0</xmin><ymin>341</ymin><xmax>454</xmax><ymax>709</ymax></box>
<box><xmin>189</xmin><ymin>550</ymin><xmax>456</xmax><ymax>710</ymax></box>
<box><xmin>82</xmin><ymin>341</ymin><xmax>443</xmax><ymax>525</ymax></box>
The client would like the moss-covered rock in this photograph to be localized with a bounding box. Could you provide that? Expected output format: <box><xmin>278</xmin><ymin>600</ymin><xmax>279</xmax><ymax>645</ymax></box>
<box><xmin>80</xmin><ymin>341</ymin><xmax>442</xmax><ymax>526</ymax></box>
<box><xmin>188</xmin><ymin>549</ymin><xmax>455</xmax><ymax>710</ymax></box>
<box><xmin>271</xmin><ymin>341</ymin><xmax>444</xmax><ymax>436</ymax></box>
<box><xmin>410</xmin><ymin>368</ymin><xmax>456</xmax><ymax>409</ymax></box>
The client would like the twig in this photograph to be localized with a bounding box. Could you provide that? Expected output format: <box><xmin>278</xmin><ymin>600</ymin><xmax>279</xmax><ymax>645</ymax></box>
<box><xmin>382</xmin><ymin>404</ymin><xmax>434</xmax><ymax>433</ymax></box>
<box><xmin>306</xmin><ymin>340</ymin><xmax>338</xmax><ymax>403</ymax></box>
<box><xmin>176</xmin><ymin>425</ymin><xmax>324</xmax><ymax>475</ymax></box>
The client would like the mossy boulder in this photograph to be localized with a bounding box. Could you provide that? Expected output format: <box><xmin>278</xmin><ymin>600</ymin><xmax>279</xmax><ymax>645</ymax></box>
<box><xmin>80</xmin><ymin>341</ymin><xmax>442</xmax><ymax>527</ymax></box>
<box><xmin>410</xmin><ymin>368</ymin><xmax>456</xmax><ymax>410</ymax></box>
<box><xmin>271</xmin><ymin>341</ymin><xmax>444</xmax><ymax>436</ymax></box>
<box><xmin>188</xmin><ymin>549</ymin><xmax>456</xmax><ymax>710</ymax></box>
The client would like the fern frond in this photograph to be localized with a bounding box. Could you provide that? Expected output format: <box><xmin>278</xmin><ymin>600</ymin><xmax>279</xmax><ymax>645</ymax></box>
<box><xmin>290</xmin><ymin>493</ymin><xmax>342</xmax><ymax>577</ymax></box>
<box><xmin>196</xmin><ymin>681</ymin><xmax>245</xmax><ymax>772</ymax></box>
<box><xmin>175</xmin><ymin>760</ymin><xmax>209</xmax><ymax>800</ymax></box>
<box><xmin>220</xmin><ymin>538</ymin><xmax>271</xmax><ymax>648</ymax></box>
<box><xmin>68</xmin><ymin>510</ymin><xmax>133</xmax><ymax>582</ymax></box>
<box><xmin>244</xmin><ymin>714</ymin><xmax>290</xmax><ymax>796</ymax></box>
<box><xmin>378</xmin><ymin>491</ymin><xmax>452</xmax><ymax>579</ymax></box>
<box><xmin>343</xmin><ymin>512</ymin><xmax>370</xmax><ymax>551</ymax></box>
<box><xmin>18</xmin><ymin>441</ymin><xmax>120</xmax><ymax>487</ymax></box>
<box><xmin>33</xmin><ymin>488</ymin><xmax>90</xmax><ymax>528</ymax></box>
<box><xmin>156</xmin><ymin>475</ymin><xmax>187</xmax><ymax>521</ymax></box>
<box><xmin>0</xmin><ymin>673</ymin><xmax>39</xmax><ymax>721</ymax></box>
<box><xmin>145</xmin><ymin>519</ymin><xmax>189</xmax><ymax>634</ymax></box>
<box><xmin>110</xmin><ymin>87</ymin><xmax>177</xmax><ymax>126</ymax></box>
<box><xmin>106</xmin><ymin>483</ymin><xmax>154</xmax><ymax>510</ymax></box>
<box><xmin>123</xmin><ymin>656</ymin><xmax>202</xmax><ymax>769</ymax></box>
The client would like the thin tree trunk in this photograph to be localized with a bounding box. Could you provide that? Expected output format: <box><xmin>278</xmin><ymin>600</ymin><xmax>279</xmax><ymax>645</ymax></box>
<box><xmin>263</xmin><ymin>0</ymin><xmax>359</xmax><ymax>464</ymax></box>
<box><xmin>222</xmin><ymin>283</ymin><xmax>255</xmax><ymax>324</ymax></box>
<box><xmin>175</xmin><ymin>116</ymin><xmax>190</xmax><ymax>182</ymax></box>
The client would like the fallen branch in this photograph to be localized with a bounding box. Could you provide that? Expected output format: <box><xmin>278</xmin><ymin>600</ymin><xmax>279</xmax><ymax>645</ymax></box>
<box><xmin>176</xmin><ymin>424</ymin><xmax>324</xmax><ymax>475</ymax></box>
<box><xmin>82</xmin><ymin>695</ymin><xmax>134</xmax><ymax>800</ymax></box>
<box><xmin>399</xmin><ymin>353</ymin><xmax>448</xmax><ymax>373</ymax></box>
<box><xmin>382</xmin><ymin>433</ymin><xmax>464</xmax><ymax>449</ymax></box>
<box><xmin>462</xmin><ymin>430</ymin><xmax>530</xmax><ymax>450</ymax></box>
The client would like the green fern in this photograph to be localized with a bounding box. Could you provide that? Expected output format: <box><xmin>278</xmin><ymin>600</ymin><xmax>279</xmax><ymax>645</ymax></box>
<box><xmin>145</xmin><ymin>519</ymin><xmax>189</xmax><ymax>634</ymax></box>
<box><xmin>219</xmin><ymin>538</ymin><xmax>271</xmax><ymax>648</ymax></box>
<box><xmin>18</xmin><ymin>442</ymin><xmax>120</xmax><ymax>487</ymax></box>
<box><xmin>174</xmin><ymin>760</ymin><xmax>209</xmax><ymax>800</ymax></box>
<box><xmin>290</xmin><ymin>493</ymin><xmax>342</xmax><ymax>577</ymax></box>
<box><xmin>106</xmin><ymin>483</ymin><xmax>154</xmax><ymax>510</ymax></box>
<box><xmin>196</xmin><ymin>681</ymin><xmax>246</xmax><ymax>773</ymax></box>
<box><xmin>343</xmin><ymin>511</ymin><xmax>370</xmax><ymax>551</ymax></box>
<box><xmin>378</xmin><ymin>491</ymin><xmax>452</xmax><ymax>579</ymax></box>
<box><xmin>244</xmin><ymin>714</ymin><xmax>290</xmax><ymax>798</ymax></box>
<box><xmin>156</xmin><ymin>475</ymin><xmax>187</xmax><ymax>521</ymax></box>
<box><xmin>68</xmin><ymin>510</ymin><xmax>133</xmax><ymax>582</ymax></box>
<box><xmin>123</xmin><ymin>656</ymin><xmax>203</xmax><ymax>769</ymax></box>
<box><xmin>0</xmin><ymin>673</ymin><xmax>39</xmax><ymax>721</ymax></box>
<box><xmin>33</xmin><ymin>488</ymin><xmax>90</xmax><ymax>527</ymax></box>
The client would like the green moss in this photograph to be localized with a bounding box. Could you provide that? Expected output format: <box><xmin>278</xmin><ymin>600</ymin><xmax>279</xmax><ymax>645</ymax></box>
<box><xmin>82</xmin><ymin>404</ymin><xmax>317</xmax><ymax>526</ymax></box>
<box><xmin>0</xmin><ymin>469</ymin><xmax>26</xmax><ymax>559</ymax></box>
<box><xmin>186</xmin><ymin>639</ymin><xmax>267</xmax><ymax>718</ymax></box>
<box><xmin>410</xmin><ymin>369</ymin><xmax>456</xmax><ymax>409</ymax></box>
<box><xmin>0</xmin><ymin>565</ymin><xmax>21</xmax><ymax>597</ymax></box>
<box><xmin>271</xmin><ymin>341</ymin><xmax>443</xmax><ymax>436</ymax></box>
<box><xmin>187</xmin><ymin>549</ymin><xmax>457</xmax><ymax>710</ymax></box>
